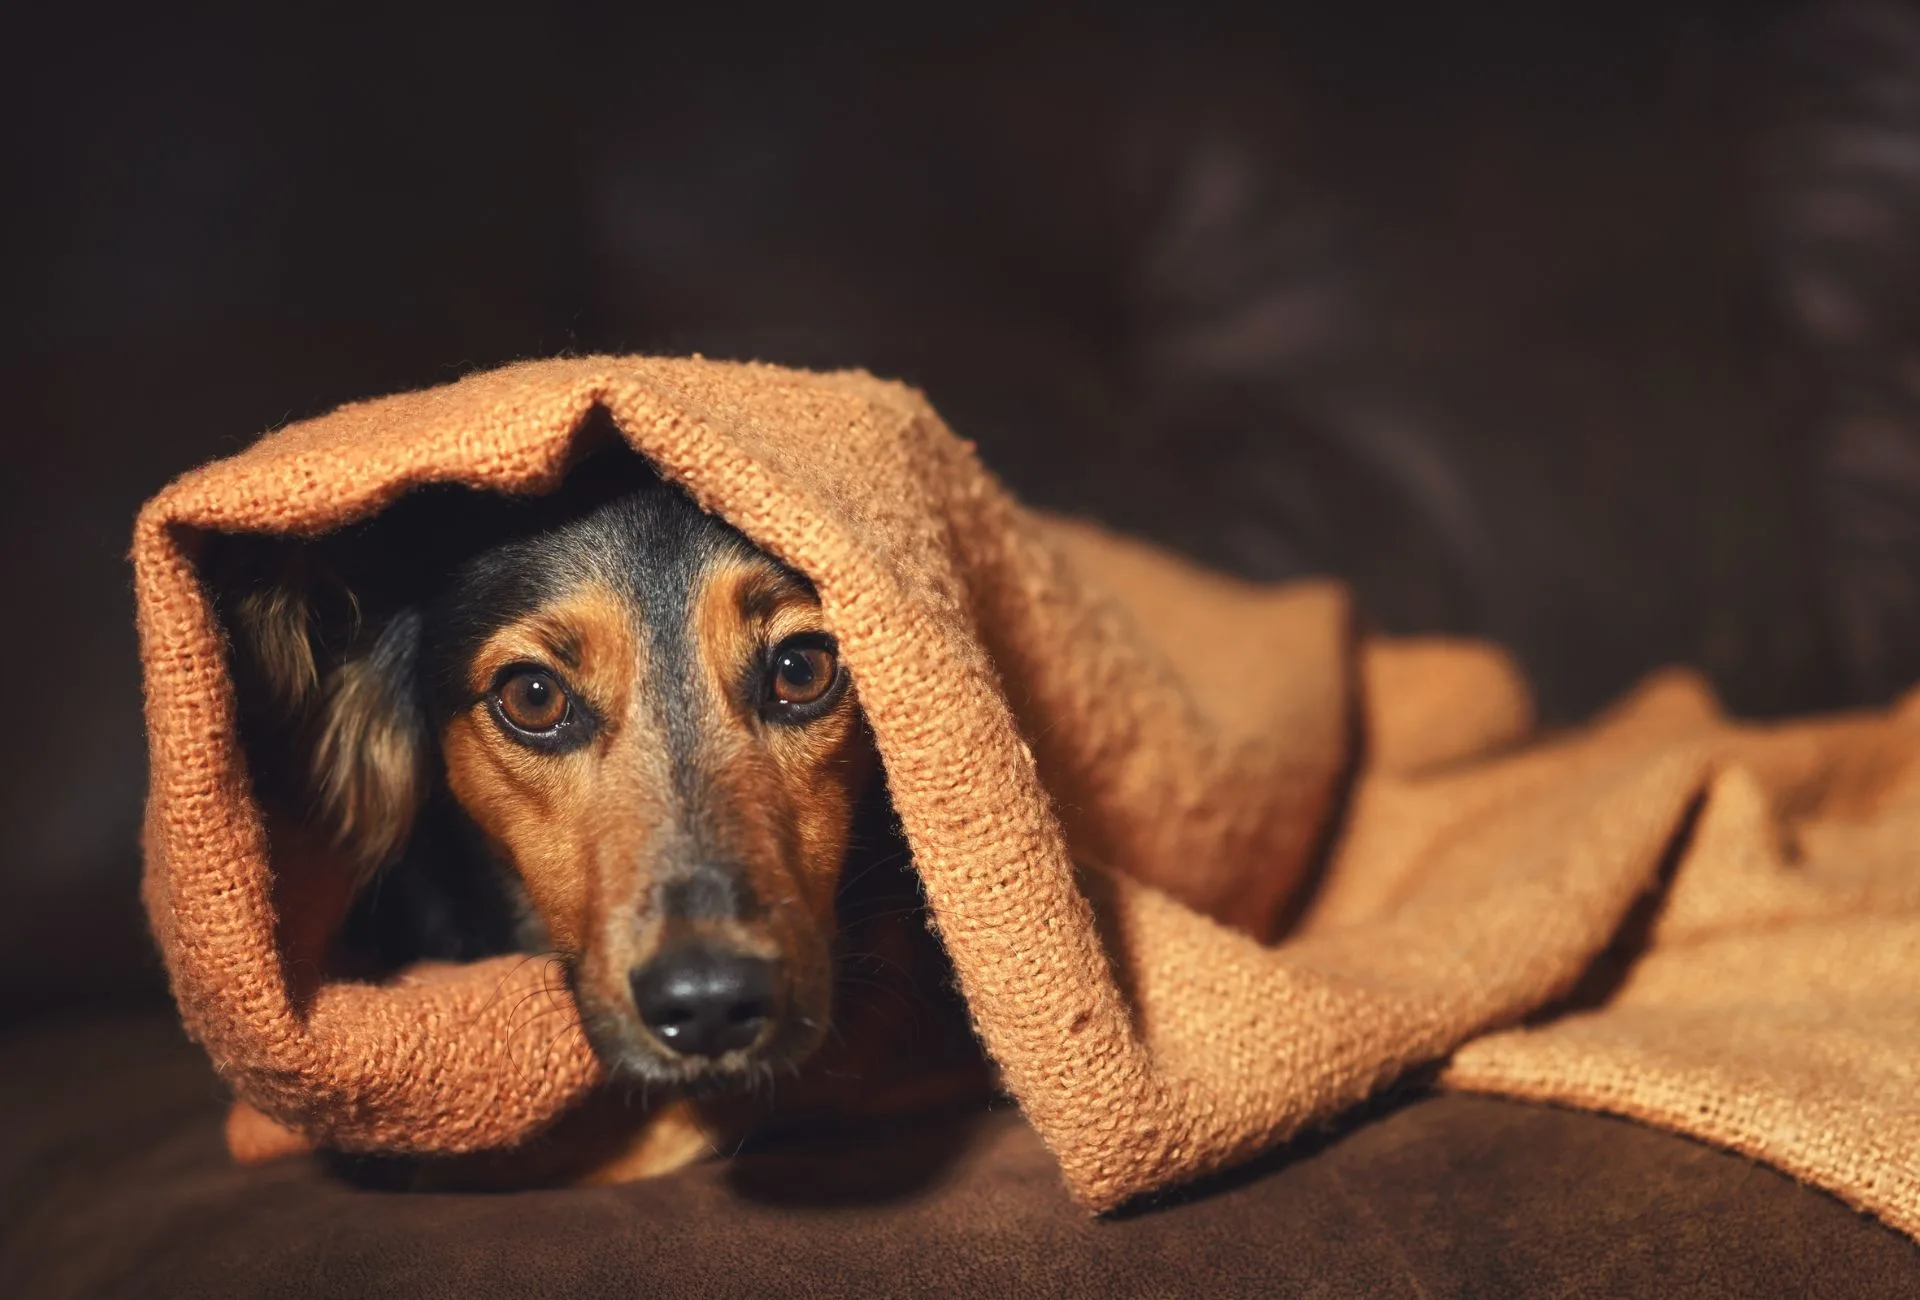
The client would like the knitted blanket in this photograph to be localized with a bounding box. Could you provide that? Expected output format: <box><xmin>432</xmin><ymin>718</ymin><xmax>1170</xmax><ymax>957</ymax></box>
<box><xmin>133</xmin><ymin>357</ymin><xmax>1920</xmax><ymax>1232</ymax></box>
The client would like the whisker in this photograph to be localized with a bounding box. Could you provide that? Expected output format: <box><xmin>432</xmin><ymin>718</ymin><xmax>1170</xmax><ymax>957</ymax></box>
<box><xmin>466</xmin><ymin>951</ymin><xmax>564</xmax><ymax>1039</ymax></box>
<box><xmin>833</xmin><ymin>976</ymin><xmax>918</xmax><ymax>1017</ymax></box>
<box><xmin>839</xmin><ymin>948</ymin><xmax>915</xmax><ymax>977</ymax></box>
<box><xmin>796</xmin><ymin>1013</ymin><xmax>848</xmax><ymax>1047</ymax></box>
<box><xmin>833</xmin><ymin>849</ymin><xmax>914</xmax><ymax>898</ymax></box>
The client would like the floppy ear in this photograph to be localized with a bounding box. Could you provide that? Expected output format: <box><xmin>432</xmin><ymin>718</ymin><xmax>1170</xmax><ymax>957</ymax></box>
<box><xmin>304</xmin><ymin>607</ymin><xmax>428</xmax><ymax>879</ymax></box>
<box><xmin>229</xmin><ymin>558</ymin><xmax>429</xmax><ymax>884</ymax></box>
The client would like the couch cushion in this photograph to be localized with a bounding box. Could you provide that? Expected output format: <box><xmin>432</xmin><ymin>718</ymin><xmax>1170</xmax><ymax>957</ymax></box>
<box><xmin>1</xmin><ymin>1016</ymin><xmax>1914</xmax><ymax>1298</ymax></box>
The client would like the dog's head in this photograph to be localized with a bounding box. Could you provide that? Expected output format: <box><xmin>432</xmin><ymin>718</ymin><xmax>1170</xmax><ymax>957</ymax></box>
<box><xmin>225</xmin><ymin>458</ymin><xmax>875</xmax><ymax>1090</ymax></box>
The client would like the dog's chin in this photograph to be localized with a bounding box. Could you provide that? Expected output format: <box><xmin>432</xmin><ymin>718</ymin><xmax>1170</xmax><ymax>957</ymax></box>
<box><xmin>583</xmin><ymin>1015</ymin><xmax>830</xmax><ymax>1095</ymax></box>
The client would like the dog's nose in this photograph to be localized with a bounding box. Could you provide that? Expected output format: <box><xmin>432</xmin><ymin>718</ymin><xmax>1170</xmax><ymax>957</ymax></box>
<box><xmin>630</xmin><ymin>946</ymin><xmax>778</xmax><ymax>1058</ymax></box>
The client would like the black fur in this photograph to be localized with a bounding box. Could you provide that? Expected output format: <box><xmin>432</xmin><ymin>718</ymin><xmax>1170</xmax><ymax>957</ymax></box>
<box><xmin>217</xmin><ymin>442</ymin><xmax>922</xmax><ymax>981</ymax></box>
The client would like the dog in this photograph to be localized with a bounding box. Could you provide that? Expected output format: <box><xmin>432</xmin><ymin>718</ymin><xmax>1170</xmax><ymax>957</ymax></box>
<box><xmin>216</xmin><ymin>442</ymin><xmax>982</xmax><ymax>1185</ymax></box>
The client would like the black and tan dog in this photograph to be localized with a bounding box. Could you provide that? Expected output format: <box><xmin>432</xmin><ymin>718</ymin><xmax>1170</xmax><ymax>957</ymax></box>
<box><xmin>217</xmin><ymin>446</ymin><xmax>981</xmax><ymax>1184</ymax></box>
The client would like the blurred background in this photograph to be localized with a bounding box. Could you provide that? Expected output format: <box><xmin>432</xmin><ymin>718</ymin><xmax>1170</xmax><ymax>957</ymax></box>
<box><xmin>5</xmin><ymin>1</ymin><xmax>1920</xmax><ymax>1023</ymax></box>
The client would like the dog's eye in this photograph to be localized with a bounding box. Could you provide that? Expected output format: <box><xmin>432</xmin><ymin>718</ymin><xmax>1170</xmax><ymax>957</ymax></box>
<box><xmin>772</xmin><ymin>646</ymin><xmax>835</xmax><ymax>705</ymax></box>
<box><xmin>496</xmin><ymin>667</ymin><xmax>569</xmax><ymax>733</ymax></box>
<box><xmin>764</xmin><ymin>637</ymin><xmax>841</xmax><ymax>721</ymax></box>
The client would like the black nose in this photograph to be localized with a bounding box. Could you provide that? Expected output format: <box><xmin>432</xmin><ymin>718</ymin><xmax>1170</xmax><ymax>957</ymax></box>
<box><xmin>630</xmin><ymin>946</ymin><xmax>778</xmax><ymax>1058</ymax></box>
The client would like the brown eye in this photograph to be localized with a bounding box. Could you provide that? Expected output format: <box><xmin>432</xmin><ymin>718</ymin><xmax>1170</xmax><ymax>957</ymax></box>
<box><xmin>496</xmin><ymin>667</ymin><xmax>569</xmax><ymax>733</ymax></box>
<box><xmin>765</xmin><ymin>639</ymin><xmax>840</xmax><ymax>719</ymax></box>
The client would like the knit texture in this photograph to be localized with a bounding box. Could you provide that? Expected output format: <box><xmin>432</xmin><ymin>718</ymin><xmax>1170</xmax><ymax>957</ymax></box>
<box><xmin>133</xmin><ymin>356</ymin><xmax>1920</xmax><ymax>1230</ymax></box>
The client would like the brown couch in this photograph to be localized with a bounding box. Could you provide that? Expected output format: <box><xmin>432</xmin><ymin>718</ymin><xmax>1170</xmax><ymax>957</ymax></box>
<box><xmin>5</xmin><ymin>5</ymin><xmax>1920</xmax><ymax>1294</ymax></box>
<box><xmin>5</xmin><ymin>1016</ymin><xmax>1917</xmax><ymax>1297</ymax></box>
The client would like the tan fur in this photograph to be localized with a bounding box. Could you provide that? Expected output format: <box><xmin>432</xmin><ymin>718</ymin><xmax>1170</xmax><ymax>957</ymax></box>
<box><xmin>574</xmin><ymin>1100</ymin><xmax>722</xmax><ymax>1185</ymax></box>
<box><xmin>441</xmin><ymin>584</ymin><xmax>649</xmax><ymax>960</ymax></box>
<box><xmin>437</xmin><ymin>557</ymin><xmax>873</xmax><ymax>1149</ymax></box>
<box><xmin>424</xmin><ymin>556</ymin><xmax>884</xmax><ymax>1180</ymax></box>
<box><xmin>707</xmin><ymin>556</ymin><xmax>875</xmax><ymax>927</ymax></box>
<box><xmin>219</xmin><ymin>549</ymin><xmax>895</xmax><ymax>1181</ymax></box>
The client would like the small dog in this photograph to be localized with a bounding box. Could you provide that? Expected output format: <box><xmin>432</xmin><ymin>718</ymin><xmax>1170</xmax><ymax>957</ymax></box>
<box><xmin>218</xmin><ymin>444</ymin><xmax>980</xmax><ymax>1184</ymax></box>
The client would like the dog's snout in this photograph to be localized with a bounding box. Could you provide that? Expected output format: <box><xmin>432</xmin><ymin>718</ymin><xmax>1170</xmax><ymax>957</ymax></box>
<box><xmin>657</xmin><ymin>869</ymin><xmax>750</xmax><ymax>921</ymax></box>
<box><xmin>631</xmin><ymin>946</ymin><xmax>778</xmax><ymax>1058</ymax></box>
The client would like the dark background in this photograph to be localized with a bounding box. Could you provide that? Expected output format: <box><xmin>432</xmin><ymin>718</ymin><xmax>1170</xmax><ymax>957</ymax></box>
<box><xmin>6</xmin><ymin>1</ymin><xmax>1920</xmax><ymax>1023</ymax></box>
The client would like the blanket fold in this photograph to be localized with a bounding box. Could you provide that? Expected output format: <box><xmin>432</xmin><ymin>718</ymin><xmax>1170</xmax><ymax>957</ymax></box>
<box><xmin>133</xmin><ymin>357</ymin><xmax>1920</xmax><ymax>1231</ymax></box>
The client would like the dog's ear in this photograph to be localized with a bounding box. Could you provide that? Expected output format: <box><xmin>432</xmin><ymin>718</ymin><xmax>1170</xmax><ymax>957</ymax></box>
<box><xmin>227</xmin><ymin>553</ymin><xmax>429</xmax><ymax>883</ymax></box>
<box><xmin>232</xmin><ymin>577</ymin><xmax>323</xmax><ymax>716</ymax></box>
<box><xmin>304</xmin><ymin>607</ymin><xmax>428</xmax><ymax>879</ymax></box>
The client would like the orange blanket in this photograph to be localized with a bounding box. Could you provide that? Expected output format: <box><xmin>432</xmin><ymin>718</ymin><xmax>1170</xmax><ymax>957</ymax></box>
<box><xmin>134</xmin><ymin>357</ymin><xmax>1920</xmax><ymax>1233</ymax></box>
